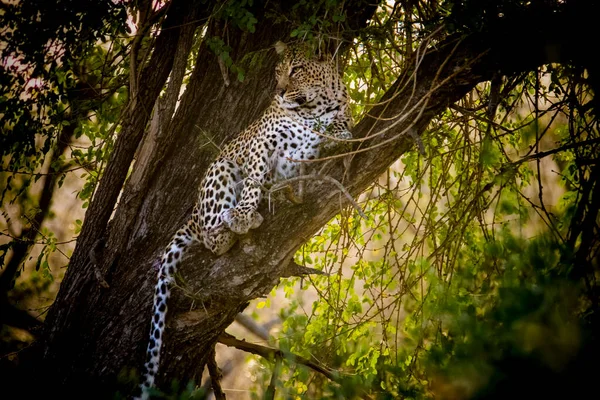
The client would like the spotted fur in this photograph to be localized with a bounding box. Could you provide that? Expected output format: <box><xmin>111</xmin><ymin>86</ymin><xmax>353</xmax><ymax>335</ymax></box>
<box><xmin>136</xmin><ymin>41</ymin><xmax>352</xmax><ymax>399</ymax></box>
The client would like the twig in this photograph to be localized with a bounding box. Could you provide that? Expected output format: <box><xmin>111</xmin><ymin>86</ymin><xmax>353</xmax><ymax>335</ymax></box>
<box><xmin>217</xmin><ymin>57</ymin><xmax>231</xmax><ymax>87</ymax></box>
<box><xmin>0</xmin><ymin>232</ymin><xmax>78</xmax><ymax>246</ymax></box>
<box><xmin>195</xmin><ymin>125</ymin><xmax>223</xmax><ymax>153</ymax></box>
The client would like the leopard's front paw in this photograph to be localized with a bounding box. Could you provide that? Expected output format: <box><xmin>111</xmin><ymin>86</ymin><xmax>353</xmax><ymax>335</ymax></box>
<box><xmin>322</xmin><ymin>129</ymin><xmax>352</xmax><ymax>153</ymax></box>
<box><xmin>222</xmin><ymin>208</ymin><xmax>264</xmax><ymax>235</ymax></box>
<box><xmin>203</xmin><ymin>226</ymin><xmax>237</xmax><ymax>256</ymax></box>
<box><xmin>336</xmin><ymin>129</ymin><xmax>353</xmax><ymax>141</ymax></box>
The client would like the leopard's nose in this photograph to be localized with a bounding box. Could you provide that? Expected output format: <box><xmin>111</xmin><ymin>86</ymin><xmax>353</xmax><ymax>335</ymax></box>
<box><xmin>276</xmin><ymin>87</ymin><xmax>286</xmax><ymax>97</ymax></box>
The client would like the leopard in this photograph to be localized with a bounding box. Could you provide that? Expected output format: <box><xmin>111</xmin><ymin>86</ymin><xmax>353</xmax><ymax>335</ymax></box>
<box><xmin>136</xmin><ymin>41</ymin><xmax>353</xmax><ymax>399</ymax></box>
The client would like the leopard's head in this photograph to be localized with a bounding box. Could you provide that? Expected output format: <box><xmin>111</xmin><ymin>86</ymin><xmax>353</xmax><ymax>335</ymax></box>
<box><xmin>273</xmin><ymin>41</ymin><xmax>346</xmax><ymax>113</ymax></box>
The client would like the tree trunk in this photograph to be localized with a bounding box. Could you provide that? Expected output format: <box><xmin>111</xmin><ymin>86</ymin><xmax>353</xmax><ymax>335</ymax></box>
<box><xmin>30</xmin><ymin>1</ymin><xmax>598</xmax><ymax>398</ymax></box>
<box><xmin>35</xmin><ymin>3</ymin><xmax>296</xmax><ymax>397</ymax></box>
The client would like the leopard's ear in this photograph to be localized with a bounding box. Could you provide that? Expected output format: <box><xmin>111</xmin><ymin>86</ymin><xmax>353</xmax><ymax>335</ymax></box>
<box><xmin>274</xmin><ymin>41</ymin><xmax>287</xmax><ymax>55</ymax></box>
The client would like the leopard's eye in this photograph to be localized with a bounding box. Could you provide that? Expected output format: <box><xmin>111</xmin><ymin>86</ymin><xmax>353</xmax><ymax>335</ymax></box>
<box><xmin>289</xmin><ymin>66</ymin><xmax>303</xmax><ymax>77</ymax></box>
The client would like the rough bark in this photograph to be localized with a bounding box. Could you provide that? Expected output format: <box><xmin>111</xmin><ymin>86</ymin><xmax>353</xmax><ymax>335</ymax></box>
<box><xmin>36</xmin><ymin>0</ymin><xmax>210</xmax><ymax>393</ymax></box>
<box><xmin>31</xmin><ymin>1</ymin><xmax>598</xmax><ymax>398</ymax></box>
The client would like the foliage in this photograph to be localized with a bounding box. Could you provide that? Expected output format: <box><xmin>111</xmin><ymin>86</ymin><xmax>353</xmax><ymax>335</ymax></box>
<box><xmin>251</xmin><ymin>87</ymin><xmax>596</xmax><ymax>396</ymax></box>
<box><xmin>245</xmin><ymin>6</ymin><xmax>599</xmax><ymax>396</ymax></box>
<box><xmin>0</xmin><ymin>0</ymin><xmax>130</xmax><ymax>288</ymax></box>
<box><xmin>1</xmin><ymin>0</ymin><xmax>127</xmax><ymax>162</ymax></box>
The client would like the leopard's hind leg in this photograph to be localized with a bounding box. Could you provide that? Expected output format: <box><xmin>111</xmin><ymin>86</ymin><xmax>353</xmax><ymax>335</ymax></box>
<box><xmin>199</xmin><ymin>159</ymin><xmax>244</xmax><ymax>254</ymax></box>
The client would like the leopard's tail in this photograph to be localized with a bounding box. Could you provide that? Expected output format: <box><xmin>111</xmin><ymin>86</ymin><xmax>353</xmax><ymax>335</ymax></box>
<box><xmin>136</xmin><ymin>226</ymin><xmax>195</xmax><ymax>400</ymax></box>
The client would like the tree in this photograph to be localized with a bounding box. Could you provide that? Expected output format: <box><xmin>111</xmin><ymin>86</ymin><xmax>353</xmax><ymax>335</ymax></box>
<box><xmin>1</xmin><ymin>0</ymin><xmax>599</xmax><ymax>398</ymax></box>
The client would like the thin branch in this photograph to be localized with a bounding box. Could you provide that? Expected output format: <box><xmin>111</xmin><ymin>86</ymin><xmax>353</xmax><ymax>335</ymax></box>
<box><xmin>510</xmin><ymin>137</ymin><xmax>600</xmax><ymax>166</ymax></box>
<box><xmin>218</xmin><ymin>332</ymin><xmax>374</xmax><ymax>400</ymax></box>
<box><xmin>0</xmin><ymin>232</ymin><xmax>78</xmax><ymax>246</ymax></box>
